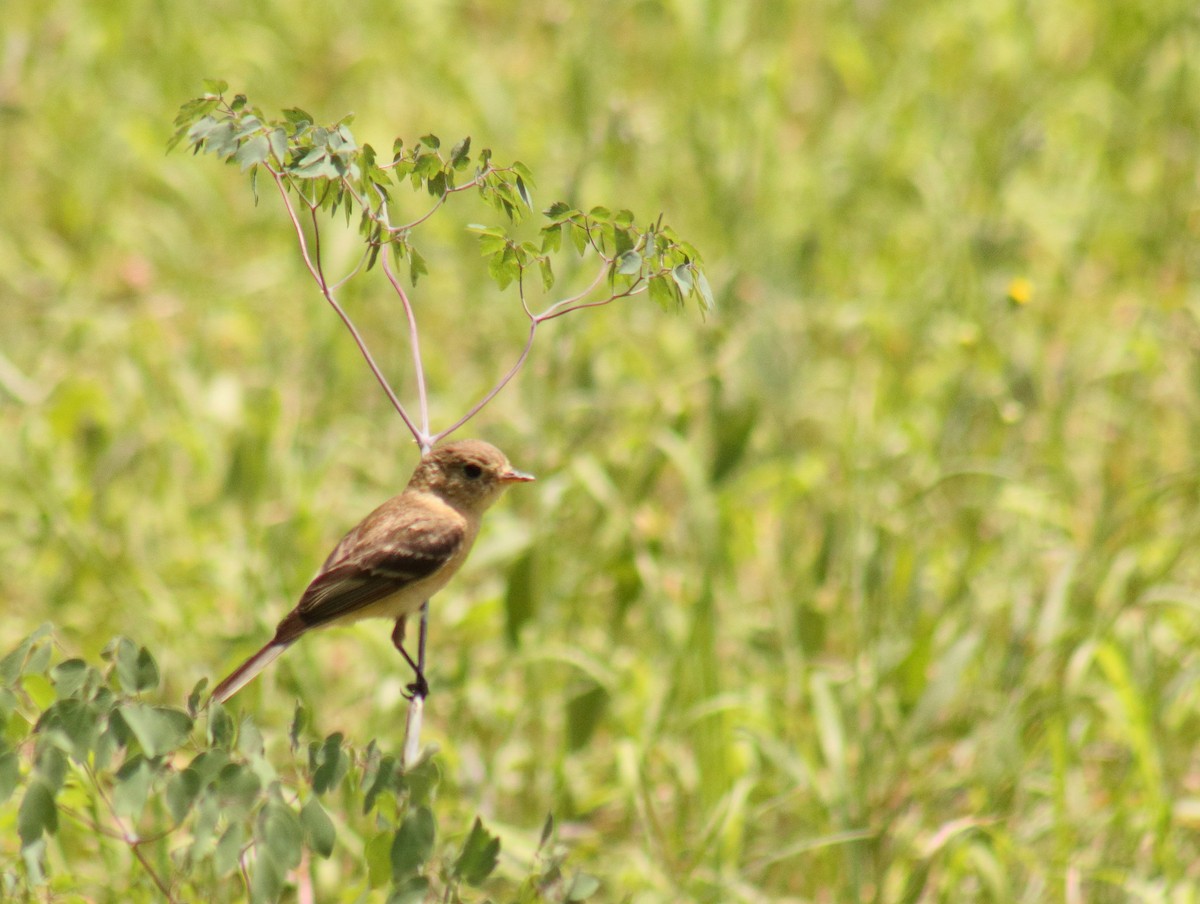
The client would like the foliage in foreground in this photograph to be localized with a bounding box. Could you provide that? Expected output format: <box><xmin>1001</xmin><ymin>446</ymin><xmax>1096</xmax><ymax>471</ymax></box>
<box><xmin>0</xmin><ymin>626</ymin><xmax>597</xmax><ymax>903</ymax></box>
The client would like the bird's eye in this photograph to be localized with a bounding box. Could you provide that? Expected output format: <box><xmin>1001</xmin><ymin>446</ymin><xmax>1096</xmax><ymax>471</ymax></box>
<box><xmin>463</xmin><ymin>464</ymin><xmax>483</xmax><ymax>479</ymax></box>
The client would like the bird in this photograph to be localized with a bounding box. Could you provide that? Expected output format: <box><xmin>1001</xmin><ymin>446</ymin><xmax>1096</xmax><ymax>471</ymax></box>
<box><xmin>210</xmin><ymin>439</ymin><xmax>534</xmax><ymax>705</ymax></box>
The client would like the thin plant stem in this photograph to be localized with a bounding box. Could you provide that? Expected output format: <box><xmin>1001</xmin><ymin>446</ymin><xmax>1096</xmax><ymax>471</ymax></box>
<box><xmin>538</xmin><ymin>283</ymin><xmax>648</xmax><ymax>321</ymax></box>
<box><xmin>269</xmin><ymin>169</ymin><xmax>422</xmax><ymax>444</ymax></box>
<box><xmin>432</xmin><ymin>319</ymin><xmax>538</xmax><ymax>444</ymax></box>
<box><xmin>535</xmin><ymin>261</ymin><xmax>611</xmax><ymax>319</ymax></box>
<box><xmin>84</xmin><ymin>763</ymin><xmax>179</xmax><ymax>904</ymax></box>
<box><xmin>403</xmin><ymin>692</ymin><xmax>425</xmax><ymax>769</ymax></box>
<box><xmin>403</xmin><ymin>604</ymin><xmax>432</xmax><ymax>768</ymax></box>
<box><xmin>417</xmin><ymin>601</ymin><xmax>429</xmax><ymax>678</ymax></box>
<box><xmin>379</xmin><ymin>248</ymin><xmax>432</xmax><ymax>448</ymax></box>
<box><xmin>330</xmin><ymin>244</ymin><xmax>373</xmax><ymax>291</ymax></box>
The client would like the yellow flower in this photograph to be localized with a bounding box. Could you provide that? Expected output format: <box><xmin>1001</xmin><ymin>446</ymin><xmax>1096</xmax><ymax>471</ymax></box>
<box><xmin>1007</xmin><ymin>277</ymin><xmax>1033</xmax><ymax>306</ymax></box>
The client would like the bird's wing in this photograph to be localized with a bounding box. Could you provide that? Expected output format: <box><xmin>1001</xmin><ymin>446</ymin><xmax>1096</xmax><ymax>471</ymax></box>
<box><xmin>291</xmin><ymin>504</ymin><xmax>465</xmax><ymax>629</ymax></box>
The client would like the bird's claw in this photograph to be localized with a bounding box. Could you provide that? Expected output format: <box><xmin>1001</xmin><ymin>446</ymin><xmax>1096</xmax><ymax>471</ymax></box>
<box><xmin>403</xmin><ymin>674</ymin><xmax>430</xmax><ymax>700</ymax></box>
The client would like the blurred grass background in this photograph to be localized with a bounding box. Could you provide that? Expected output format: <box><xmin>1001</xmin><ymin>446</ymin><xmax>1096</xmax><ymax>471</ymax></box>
<box><xmin>4</xmin><ymin>0</ymin><xmax>1200</xmax><ymax>899</ymax></box>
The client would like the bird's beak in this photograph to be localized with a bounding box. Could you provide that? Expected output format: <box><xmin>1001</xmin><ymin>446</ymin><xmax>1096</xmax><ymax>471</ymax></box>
<box><xmin>500</xmin><ymin>468</ymin><xmax>536</xmax><ymax>483</ymax></box>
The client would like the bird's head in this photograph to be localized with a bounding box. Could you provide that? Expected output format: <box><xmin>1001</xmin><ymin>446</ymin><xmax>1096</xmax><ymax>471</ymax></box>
<box><xmin>410</xmin><ymin>439</ymin><xmax>534</xmax><ymax>513</ymax></box>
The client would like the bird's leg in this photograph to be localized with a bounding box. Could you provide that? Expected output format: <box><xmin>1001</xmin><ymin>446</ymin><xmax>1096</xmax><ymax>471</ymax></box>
<box><xmin>391</xmin><ymin>616</ymin><xmax>429</xmax><ymax>699</ymax></box>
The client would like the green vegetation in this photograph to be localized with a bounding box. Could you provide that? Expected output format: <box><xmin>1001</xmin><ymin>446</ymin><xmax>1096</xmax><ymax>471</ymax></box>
<box><xmin>3</xmin><ymin>0</ymin><xmax>1200</xmax><ymax>901</ymax></box>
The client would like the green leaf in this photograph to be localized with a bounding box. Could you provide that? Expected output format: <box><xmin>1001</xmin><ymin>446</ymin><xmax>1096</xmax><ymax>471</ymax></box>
<box><xmin>235</xmin><ymin>134</ymin><xmax>270</xmax><ymax>171</ymax></box>
<box><xmin>504</xmin><ymin>551</ymin><xmax>537</xmax><ymax>648</ymax></box>
<box><xmin>0</xmin><ymin>685</ymin><xmax>16</xmax><ymax>725</ymax></box>
<box><xmin>450</xmin><ymin>136</ymin><xmax>471</xmax><ymax>167</ymax></box>
<box><xmin>215</xmin><ymin>762</ymin><xmax>262</xmax><ymax>821</ymax></box>
<box><xmin>1</xmin><ymin>624</ymin><xmax>53</xmax><ymax>686</ymax></box>
<box><xmin>0</xmin><ymin>750</ymin><xmax>19</xmax><ymax>805</ymax></box>
<box><xmin>202</xmin><ymin>78</ymin><xmax>229</xmax><ymax>96</ymax></box>
<box><xmin>237</xmin><ymin>715</ymin><xmax>264</xmax><ymax>759</ymax></box>
<box><xmin>261</xmin><ymin>798</ymin><xmax>304</xmax><ymax>871</ymax></box>
<box><xmin>488</xmin><ymin>244</ymin><xmax>519</xmax><ymax>291</ymax></box>
<box><xmin>184</xmin><ymin>114</ymin><xmax>219</xmax><ymax>148</ymax></box>
<box><xmin>544</xmin><ymin>201</ymin><xmax>573</xmax><ymax>219</ymax></box>
<box><xmin>649</xmin><ymin>273</ymin><xmax>682</xmax><ymax>310</ymax></box>
<box><xmin>205</xmin><ymin>120</ymin><xmax>239</xmax><ymax>159</ymax></box>
<box><xmin>467</xmin><ymin>224</ymin><xmax>510</xmax><ymax>256</ymax></box>
<box><xmin>27</xmin><ymin>639</ymin><xmax>52</xmax><ymax>676</ymax></box>
<box><xmin>109</xmin><ymin>638</ymin><xmax>160</xmax><ymax>693</ymax></box>
<box><xmin>189</xmin><ymin>749</ymin><xmax>231</xmax><ymax>785</ymax></box>
<box><xmin>539</xmin><ymin>255</ymin><xmax>555</xmax><ymax>291</ymax></box>
<box><xmin>36</xmin><ymin>698</ymin><xmax>99</xmax><ymax>763</ymax></box>
<box><xmin>540</xmin><ymin>223</ymin><xmax>563</xmax><ymax>255</ymax></box>
<box><xmin>695</xmin><ymin>268</ymin><xmax>715</xmax><ymax>313</ymax></box>
<box><xmin>32</xmin><ymin>743</ymin><xmax>67</xmax><ymax>792</ymax></box>
<box><xmin>366</xmin><ymin>831</ymin><xmax>392</xmax><ymax>888</ymax></box>
<box><xmin>363</xmin><ymin>753</ymin><xmax>397</xmax><ymax>815</ymax></box>
<box><xmin>568</xmin><ymin>221</ymin><xmax>589</xmax><ymax>256</ymax></box>
<box><xmin>208</xmin><ymin>703</ymin><xmax>235</xmax><ymax>749</ymax></box>
<box><xmin>18</xmin><ymin>780</ymin><xmax>57</xmax><ymax>846</ymax></box>
<box><xmin>588</xmin><ymin>206</ymin><xmax>612</xmax><ymax>221</ymax></box>
<box><xmin>390</xmin><ymin>805</ymin><xmax>436</xmax><ymax>881</ymax></box>
<box><xmin>419</xmin><ymin>133</ymin><xmax>440</xmax><ymax>150</ymax></box>
<box><xmin>310</xmin><ymin>732</ymin><xmax>347</xmax><ymax>795</ymax></box>
<box><xmin>113</xmin><ymin>756</ymin><xmax>155</xmax><ymax>821</ymax></box>
<box><xmin>301</xmin><ymin>797</ymin><xmax>336</xmax><ymax>858</ymax></box>
<box><xmin>453</xmin><ymin>817</ymin><xmax>500</xmax><ymax>887</ymax></box>
<box><xmin>335</xmin><ymin>122</ymin><xmax>358</xmax><ymax>150</ymax></box>
<box><xmin>409</xmin><ymin>247</ymin><xmax>428</xmax><ymax>286</ymax></box>
<box><xmin>250</xmin><ymin>849</ymin><xmax>284</xmax><ymax>904</ymax></box>
<box><xmin>22</xmin><ymin>673</ymin><xmax>54</xmax><ymax>709</ymax></box>
<box><xmin>165</xmin><ymin>766</ymin><xmax>202</xmax><ymax>824</ymax></box>
<box><xmin>616</xmin><ymin>251</ymin><xmax>643</xmax><ymax>276</ymax></box>
<box><xmin>186</xmin><ymin>678</ymin><xmax>208</xmax><ymax>717</ymax></box>
<box><xmin>188</xmin><ymin>792</ymin><xmax>221</xmax><ymax>862</ymax></box>
<box><xmin>567</xmin><ymin>683</ymin><xmax>609</xmax><ymax>751</ymax></box>
<box><xmin>214</xmin><ymin>822</ymin><xmax>245</xmax><ymax>876</ymax></box>
<box><xmin>403</xmin><ymin>757</ymin><xmax>441</xmax><ymax>808</ymax></box>
<box><xmin>387</xmin><ymin>877</ymin><xmax>431</xmax><ymax>904</ymax></box>
<box><xmin>282</xmin><ymin>106</ymin><xmax>314</xmax><ymax>126</ymax></box>
<box><xmin>295</xmin><ymin>155</ymin><xmax>338</xmax><ymax>180</ymax></box>
<box><xmin>117</xmin><ymin>703</ymin><xmax>192</xmax><ymax>757</ymax></box>
<box><xmin>50</xmin><ymin>658</ymin><xmax>89</xmax><ymax>698</ymax></box>
<box><xmin>515</xmin><ymin>175</ymin><xmax>533</xmax><ymax>209</ymax></box>
<box><xmin>93</xmin><ymin>721</ymin><xmax>118</xmax><ymax>771</ymax></box>
<box><xmin>289</xmin><ymin>701</ymin><xmax>309</xmax><ymax>752</ymax></box>
<box><xmin>466</xmin><ymin>223</ymin><xmax>505</xmax><ymax>237</ymax></box>
<box><xmin>671</xmin><ymin>262</ymin><xmax>695</xmax><ymax>294</ymax></box>
<box><xmin>268</xmin><ymin>127</ymin><xmax>288</xmax><ymax>162</ymax></box>
<box><xmin>511</xmin><ymin>160</ymin><xmax>535</xmax><ymax>184</ymax></box>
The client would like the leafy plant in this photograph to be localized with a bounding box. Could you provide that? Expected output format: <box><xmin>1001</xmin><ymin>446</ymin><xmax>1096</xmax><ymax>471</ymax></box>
<box><xmin>170</xmin><ymin>81</ymin><xmax>713</xmax><ymax>452</ymax></box>
<box><xmin>0</xmin><ymin>626</ymin><xmax>596</xmax><ymax>902</ymax></box>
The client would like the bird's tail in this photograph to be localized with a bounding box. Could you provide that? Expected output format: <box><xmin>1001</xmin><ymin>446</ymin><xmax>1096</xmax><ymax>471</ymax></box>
<box><xmin>210</xmin><ymin>641</ymin><xmax>291</xmax><ymax>705</ymax></box>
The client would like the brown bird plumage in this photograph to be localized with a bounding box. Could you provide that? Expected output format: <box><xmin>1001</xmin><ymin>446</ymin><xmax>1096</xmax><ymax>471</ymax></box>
<box><xmin>210</xmin><ymin>440</ymin><xmax>533</xmax><ymax>704</ymax></box>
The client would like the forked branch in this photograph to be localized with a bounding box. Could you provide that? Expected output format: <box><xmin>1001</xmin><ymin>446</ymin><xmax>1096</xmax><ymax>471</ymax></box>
<box><xmin>173</xmin><ymin>86</ymin><xmax>712</xmax><ymax>450</ymax></box>
<box><xmin>172</xmin><ymin>83</ymin><xmax>712</xmax><ymax>763</ymax></box>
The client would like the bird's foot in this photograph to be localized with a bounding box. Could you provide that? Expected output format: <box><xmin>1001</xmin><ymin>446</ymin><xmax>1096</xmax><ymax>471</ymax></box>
<box><xmin>403</xmin><ymin>672</ymin><xmax>430</xmax><ymax>700</ymax></box>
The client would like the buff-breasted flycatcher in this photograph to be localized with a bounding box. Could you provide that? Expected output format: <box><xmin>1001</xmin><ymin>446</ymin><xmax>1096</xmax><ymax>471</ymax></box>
<box><xmin>210</xmin><ymin>439</ymin><xmax>534</xmax><ymax>704</ymax></box>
